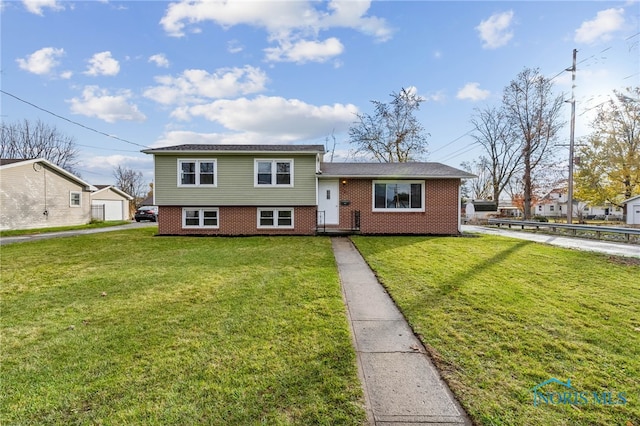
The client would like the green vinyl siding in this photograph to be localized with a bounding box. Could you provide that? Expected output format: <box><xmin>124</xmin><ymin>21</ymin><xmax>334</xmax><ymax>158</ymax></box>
<box><xmin>154</xmin><ymin>154</ymin><xmax>317</xmax><ymax>206</ymax></box>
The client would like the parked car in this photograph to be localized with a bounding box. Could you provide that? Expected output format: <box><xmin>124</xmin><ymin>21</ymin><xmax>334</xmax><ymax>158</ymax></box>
<box><xmin>134</xmin><ymin>206</ymin><xmax>158</xmax><ymax>222</ymax></box>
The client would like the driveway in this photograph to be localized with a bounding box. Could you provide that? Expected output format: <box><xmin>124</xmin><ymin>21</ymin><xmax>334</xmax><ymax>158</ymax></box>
<box><xmin>0</xmin><ymin>221</ymin><xmax>157</xmax><ymax>246</ymax></box>
<box><xmin>462</xmin><ymin>224</ymin><xmax>640</xmax><ymax>258</ymax></box>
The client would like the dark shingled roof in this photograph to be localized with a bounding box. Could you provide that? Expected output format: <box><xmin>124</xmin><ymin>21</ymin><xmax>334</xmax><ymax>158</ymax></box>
<box><xmin>0</xmin><ymin>158</ymin><xmax>32</xmax><ymax>166</ymax></box>
<box><xmin>319</xmin><ymin>162</ymin><xmax>475</xmax><ymax>179</ymax></box>
<box><xmin>143</xmin><ymin>144</ymin><xmax>325</xmax><ymax>154</ymax></box>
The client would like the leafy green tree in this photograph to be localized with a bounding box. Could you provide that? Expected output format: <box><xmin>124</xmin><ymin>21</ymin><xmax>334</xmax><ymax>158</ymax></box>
<box><xmin>575</xmin><ymin>87</ymin><xmax>640</xmax><ymax>210</ymax></box>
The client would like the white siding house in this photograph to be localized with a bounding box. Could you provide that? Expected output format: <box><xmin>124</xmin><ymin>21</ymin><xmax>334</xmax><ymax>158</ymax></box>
<box><xmin>623</xmin><ymin>195</ymin><xmax>640</xmax><ymax>225</ymax></box>
<box><xmin>0</xmin><ymin>158</ymin><xmax>96</xmax><ymax>231</ymax></box>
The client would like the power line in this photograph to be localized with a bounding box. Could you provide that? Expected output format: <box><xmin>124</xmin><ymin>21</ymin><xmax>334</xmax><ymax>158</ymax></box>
<box><xmin>0</xmin><ymin>89</ymin><xmax>150</xmax><ymax>149</ymax></box>
<box><xmin>429</xmin><ymin>129</ymin><xmax>474</xmax><ymax>155</ymax></box>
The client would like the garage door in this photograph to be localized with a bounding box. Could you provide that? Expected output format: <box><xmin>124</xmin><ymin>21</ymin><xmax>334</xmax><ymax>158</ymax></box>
<box><xmin>92</xmin><ymin>200</ymin><xmax>124</xmax><ymax>221</ymax></box>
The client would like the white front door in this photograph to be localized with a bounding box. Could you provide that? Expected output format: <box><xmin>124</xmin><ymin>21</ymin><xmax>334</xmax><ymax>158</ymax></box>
<box><xmin>633</xmin><ymin>204</ymin><xmax>640</xmax><ymax>225</ymax></box>
<box><xmin>318</xmin><ymin>180</ymin><xmax>339</xmax><ymax>225</ymax></box>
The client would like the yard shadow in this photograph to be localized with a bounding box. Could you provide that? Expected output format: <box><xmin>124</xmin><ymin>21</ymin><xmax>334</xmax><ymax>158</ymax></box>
<box><xmin>431</xmin><ymin>239</ymin><xmax>532</xmax><ymax>299</ymax></box>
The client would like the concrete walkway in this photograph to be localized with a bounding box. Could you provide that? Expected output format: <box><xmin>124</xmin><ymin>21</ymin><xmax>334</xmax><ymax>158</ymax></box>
<box><xmin>331</xmin><ymin>238</ymin><xmax>471</xmax><ymax>426</ymax></box>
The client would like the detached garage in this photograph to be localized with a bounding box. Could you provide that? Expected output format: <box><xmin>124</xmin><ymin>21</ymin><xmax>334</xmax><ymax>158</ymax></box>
<box><xmin>91</xmin><ymin>185</ymin><xmax>133</xmax><ymax>221</ymax></box>
<box><xmin>623</xmin><ymin>195</ymin><xmax>640</xmax><ymax>226</ymax></box>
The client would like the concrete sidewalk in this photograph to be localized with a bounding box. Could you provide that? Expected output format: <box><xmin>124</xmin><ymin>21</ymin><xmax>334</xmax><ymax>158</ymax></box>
<box><xmin>332</xmin><ymin>238</ymin><xmax>471</xmax><ymax>426</ymax></box>
<box><xmin>461</xmin><ymin>225</ymin><xmax>640</xmax><ymax>258</ymax></box>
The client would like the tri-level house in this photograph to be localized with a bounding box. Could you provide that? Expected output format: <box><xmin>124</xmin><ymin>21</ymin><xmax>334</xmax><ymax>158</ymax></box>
<box><xmin>142</xmin><ymin>144</ymin><xmax>475</xmax><ymax>236</ymax></box>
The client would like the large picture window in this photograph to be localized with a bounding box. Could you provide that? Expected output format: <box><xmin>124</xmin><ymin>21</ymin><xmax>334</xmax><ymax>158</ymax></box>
<box><xmin>255</xmin><ymin>160</ymin><xmax>293</xmax><ymax>186</ymax></box>
<box><xmin>178</xmin><ymin>159</ymin><xmax>217</xmax><ymax>186</ymax></box>
<box><xmin>373</xmin><ymin>181</ymin><xmax>424</xmax><ymax>211</ymax></box>
<box><xmin>182</xmin><ymin>208</ymin><xmax>219</xmax><ymax>228</ymax></box>
<box><xmin>257</xmin><ymin>208</ymin><xmax>294</xmax><ymax>228</ymax></box>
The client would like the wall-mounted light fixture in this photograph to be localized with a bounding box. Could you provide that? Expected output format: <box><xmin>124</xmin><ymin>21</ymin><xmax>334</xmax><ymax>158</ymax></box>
<box><xmin>341</xmin><ymin>179</ymin><xmax>347</xmax><ymax>185</ymax></box>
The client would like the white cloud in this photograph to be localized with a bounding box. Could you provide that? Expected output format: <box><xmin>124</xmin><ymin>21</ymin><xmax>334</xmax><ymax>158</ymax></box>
<box><xmin>159</xmin><ymin>0</ymin><xmax>391</xmax><ymax>63</ymax></box>
<box><xmin>143</xmin><ymin>65</ymin><xmax>268</xmax><ymax>105</ymax></box>
<box><xmin>16</xmin><ymin>47</ymin><xmax>73</xmax><ymax>79</ymax></box>
<box><xmin>16</xmin><ymin>47</ymin><xmax>64</xmax><ymax>75</ymax></box>
<box><xmin>574</xmin><ymin>8</ymin><xmax>625</xmax><ymax>44</ymax></box>
<box><xmin>170</xmin><ymin>95</ymin><xmax>358</xmax><ymax>141</ymax></box>
<box><xmin>68</xmin><ymin>86</ymin><xmax>146</xmax><ymax>123</ymax></box>
<box><xmin>476</xmin><ymin>11</ymin><xmax>514</xmax><ymax>49</ymax></box>
<box><xmin>456</xmin><ymin>82</ymin><xmax>491</xmax><ymax>101</ymax></box>
<box><xmin>149</xmin><ymin>53</ymin><xmax>170</xmax><ymax>68</ymax></box>
<box><xmin>85</xmin><ymin>51</ymin><xmax>120</xmax><ymax>76</ymax></box>
<box><xmin>227</xmin><ymin>40</ymin><xmax>244</xmax><ymax>54</ymax></box>
<box><xmin>265</xmin><ymin>37</ymin><xmax>344</xmax><ymax>63</ymax></box>
<box><xmin>22</xmin><ymin>0</ymin><xmax>64</xmax><ymax>15</ymax></box>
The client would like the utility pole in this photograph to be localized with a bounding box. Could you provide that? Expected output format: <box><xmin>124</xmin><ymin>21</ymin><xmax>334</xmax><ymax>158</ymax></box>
<box><xmin>566</xmin><ymin>49</ymin><xmax>577</xmax><ymax>224</ymax></box>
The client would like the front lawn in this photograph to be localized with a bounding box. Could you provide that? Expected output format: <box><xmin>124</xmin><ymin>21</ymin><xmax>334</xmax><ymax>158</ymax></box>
<box><xmin>352</xmin><ymin>235</ymin><xmax>639</xmax><ymax>426</ymax></box>
<box><xmin>1</xmin><ymin>229</ymin><xmax>365</xmax><ymax>425</ymax></box>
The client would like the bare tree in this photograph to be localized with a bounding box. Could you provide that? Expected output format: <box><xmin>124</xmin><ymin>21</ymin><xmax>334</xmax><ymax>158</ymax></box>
<box><xmin>0</xmin><ymin>119</ymin><xmax>79</xmax><ymax>174</ymax></box>
<box><xmin>113</xmin><ymin>165</ymin><xmax>148</xmax><ymax>206</ymax></box>
<box><xmin>502</xmin><ymin>68</ymin><xmax>565</xmax><ymax>219</ymax></box>
<box><xmin>349</xmin><ymin>88</ymin><xmax>429</xmax><ymax>162</ymax></box>
<box><xmin>470</xmin><ymin>106</ymin><xmax>521</xmax><ymax>204</ymax></box>
<box><xmin>461</xmin><ymin>158</ymin><xmax>492</xmax><ymax>200</ymax></box>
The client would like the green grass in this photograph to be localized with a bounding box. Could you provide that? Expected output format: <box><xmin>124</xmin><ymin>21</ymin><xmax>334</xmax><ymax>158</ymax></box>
<box><xmin>0</xmin><ymin>220</ymin><xmax>131</xmax><ymax>237</ymax></box>
<box><xmin>351</xmin><ymin>235</ymin><xmax>639</xmax><ymax>426</ymax></box>
<box><xmin>1</xmin><ymin>229</ymin><xmax>365</xmax><ymax>425</ymax></box>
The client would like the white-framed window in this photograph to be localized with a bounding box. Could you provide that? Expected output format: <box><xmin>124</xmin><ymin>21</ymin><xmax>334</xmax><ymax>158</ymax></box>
<box><xmin>255</xmin><ymin>159</ymin><xmax>293</xmax><ymax>187</ymax></box>
<box><xmin>70</xmin><ymin>191</ymin><xmax>81</xmax><ymax>207</ymax></box>
<box><xmin>182</xmin><ymin>208</ymin><xmax>219</xmax><ymax>228</ymax></box>
<box><xmin>257</xmin><ymin>208</ymin><xmax>294</xmax><ymax>228</ymax></box>
<box><xmin>550</xmin><ymin>205</ymin><xmax>555</xmax><ymax>211</ymax></box>
<box><xmin>372</xmin><ymin>181</ymin><xmax>424</xmax><ymax>212</ymax></box>
<box><xmin>178</xmin><ymin>159</ymin><xmax>217</xmax><ymax>187</ymax></box>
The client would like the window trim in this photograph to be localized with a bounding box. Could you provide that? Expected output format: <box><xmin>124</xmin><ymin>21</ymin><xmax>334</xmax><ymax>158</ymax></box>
<box><xmin>372</xmin><ymin>180</ymin><xmax>425</xmax><ymax>212</ymax></box>
<box><xmin>257</xmin><ymin>208</ymin><xmax>294</xmax><ymax>229</ymax></box>
<box><xmin>177</xmin><ymin>159</ymin><xmax>218</xmax><ymax>187</ymax></box>
<box><xmin>254</xmin><ymin>159</ymin><xmax>294</xmax><ymax>187</ymax></box>
<box><xmin>182</xmin><ymin>207</ymin><xmax>220</xmax><ymax>229</ymax></box>
<box><xmin>69</xmin><ymin>191</ymin><xmax>81</xmax><ymax>207</ymax></box>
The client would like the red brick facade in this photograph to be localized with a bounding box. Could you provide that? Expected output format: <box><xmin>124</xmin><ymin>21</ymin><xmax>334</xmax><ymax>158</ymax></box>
<box><xmin>335</xmin><ymin>178</ymin><xmax>461</xmax><ymax>234</ymax></box>
<box><xmin>158</xmin><ymin>206</ymin><xmax>317</xmax><ymax>236</ymax></box>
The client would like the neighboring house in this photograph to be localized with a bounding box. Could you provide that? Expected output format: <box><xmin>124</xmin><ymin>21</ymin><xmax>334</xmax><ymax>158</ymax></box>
<box><xmin>535</xmin><ymin>187</ymin><xmax>624</xmax><ymax>220</ymax></box>
<box><xmin>142</xmin><ymin>144</ymin><xmax>475</xmax><ymax>236</ymax></box>
<box><xmin>534</xmin><ymin>188</ymin><xmax>570</xmax><ymax>218</ymax></box>
<box><xmin>91</xmin><ymin>185</ymin><xmax>134</xmax><ymax>221</ymax></box>
<box><xmin>623</xmin><ymin>195</ymin><xmax>640</xmax><ymax>225</ymax></box>
<box><xmin>0</xmin><ymin>158</ymin><xmax>96</xmax><ymax>231</ymax></box>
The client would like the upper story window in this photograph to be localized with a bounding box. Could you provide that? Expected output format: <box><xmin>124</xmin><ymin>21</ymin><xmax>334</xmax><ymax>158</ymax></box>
<box><xmin>373</xmin><ymin>181</ymin><xmax>424</xmax><ymax>212</ymax></box>
<box><xmin>178</xmin><ymin>159</ymin><xmax>217</xmax><ymax>187</ymax></box>
<box><xmin>70</xmin><ymin>191</ymin><xmax>81</xmax><ymax>207</ymax></box>
<box><xmin>255</xmin><ymin>159</ymin><xmax>293</xmax><ymax>187</ymax></box>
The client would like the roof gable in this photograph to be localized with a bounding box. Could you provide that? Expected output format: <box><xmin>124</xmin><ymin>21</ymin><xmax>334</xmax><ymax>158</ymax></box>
<box><xmin>92</xmin><ymin>185</ymin><xmax>134</xmax><ymax>200</ymax></box>
<box><xmin>0</xmin><ymin>158</ymin><xmax>96</xmax><ymax>190</ymax></box>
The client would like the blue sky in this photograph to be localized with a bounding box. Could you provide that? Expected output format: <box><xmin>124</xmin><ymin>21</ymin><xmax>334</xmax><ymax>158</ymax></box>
<box><xmin>2</xmin><ymin>0</ymin><xmax>638</xmax><ymax>186</ymax></box>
